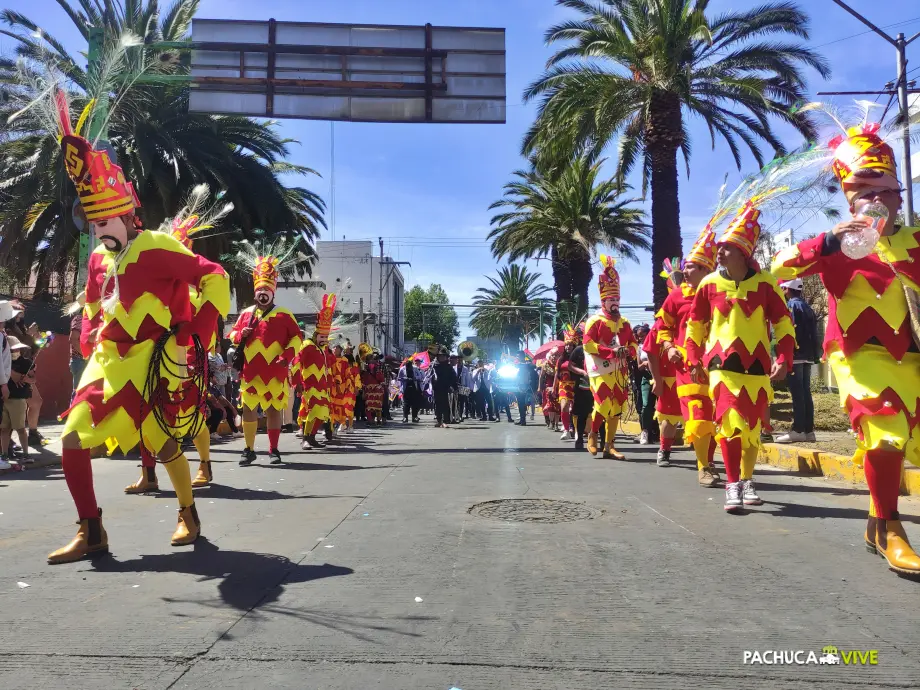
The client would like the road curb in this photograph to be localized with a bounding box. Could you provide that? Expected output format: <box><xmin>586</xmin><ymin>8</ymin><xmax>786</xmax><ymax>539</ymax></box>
<box><xmin>619</xmin><ymin>420</ymin><xmax>920</xmax><ymax>496</ymax></box>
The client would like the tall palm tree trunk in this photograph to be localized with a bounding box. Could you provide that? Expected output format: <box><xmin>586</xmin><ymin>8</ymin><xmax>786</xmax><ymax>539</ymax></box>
<box><xmin>570</xmin><ymin>252</ymin><xmax>593</xmax><ymax>318</ymax></box>
<box><xmin>552</xmin><ymin>245</ymin><xmax>574</xmax><ymax>334</ymax></box>
<box><xmin>647</xmin><ymin>93</ymin><xmax>683</xmax><ymax>308</ymax></box>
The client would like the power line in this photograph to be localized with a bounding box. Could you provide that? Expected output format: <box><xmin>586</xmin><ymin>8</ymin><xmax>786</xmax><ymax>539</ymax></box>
<box><xmin>812</xmin><ymin>14</ymin><xmax>920</xmax><ymax>49</ymax></box>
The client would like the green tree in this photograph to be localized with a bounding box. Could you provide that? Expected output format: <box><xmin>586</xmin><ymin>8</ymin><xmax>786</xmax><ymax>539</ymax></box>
<box><xmin>0</xmin><ymin>0</ymin><xmax>325</xmax><ymax>297</ymax></box>
<box><xmin>523</xmin><ymin>0</ymin><xmax>829</xmax><ymax>305</ymax></box>
<box><xmin>403</xmin><ymin>284</ymin><xmax>460</xmax><ymax>350</ymax></box>
<box><xmin>489</xmin><ymin>155</ymin><xmax>648</xmax><ymax>315</ymax></box>
<box><xmin>470</xmin><ymin>264</ymin><xmax>553</xmax><ymax>348</ymax></box>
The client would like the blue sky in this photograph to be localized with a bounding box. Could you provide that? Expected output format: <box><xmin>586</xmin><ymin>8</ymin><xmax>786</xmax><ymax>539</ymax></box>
<box><xmin>4</xmin><ymin>0</ymin><xmax>920</xmax><ymax>336</ymax></box>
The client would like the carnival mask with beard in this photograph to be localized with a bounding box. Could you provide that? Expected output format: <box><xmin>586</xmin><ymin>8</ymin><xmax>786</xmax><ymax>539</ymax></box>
<box><xmin>91</xmin><ymin>216</ymin><xmax>132</xmax><ymax>252</ymax></box>
<box><xmin>254</xmin><ymin>288</ymin><xmax>274</xmax><ymax>308</ymax></box>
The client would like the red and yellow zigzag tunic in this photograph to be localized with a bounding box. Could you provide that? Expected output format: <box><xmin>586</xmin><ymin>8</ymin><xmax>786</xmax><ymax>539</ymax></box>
<box><xmin>63</xmin><ymin>230</ymin><xmax>229</xmax><ymax>453</ymax></box>
<box><xmin>229</xmin><ymin>306</ymin><xmax>302</xmax><ymax>411</ymax></box>
<box><xmin>327</xmin><ymin>358</ymin><xmax>353</xmax><ymax>424</ymax></box>
<box><xmin>343</xmin><ymin>362</ymin><xmax>360</xmax><ymax>419</ymax></box>
<box><xmin>685</xmin><ymin>270</ymin><xmax>795</xmax><ymax>447</ymax></box>
<box><xmin>656</xmin><ymin>283</ymin><xmax>716</xmax><ymax>441</ymax></box>
<box><xmin>772</xmin><ymin>229</ymin><xmax>920</xmax><ymax>465</ymax></box>
<box><xmin>643</xmin><ymin>324</ymin><xmax>681</xmax><ymax>425</ymax></box>
<box><xmin>296</xmin><ymin>339</ymin><xmax>331</xmax><ymax>428</ymax></box>
<box><xmin>327</xmin><ymin>351</ymin><xmax>345</xmax><ymax>425</ymax></box>
<box><xmin>583</xmin><ymin>311</ymin><xmax>637</xmax><ymax>418</ymax></box>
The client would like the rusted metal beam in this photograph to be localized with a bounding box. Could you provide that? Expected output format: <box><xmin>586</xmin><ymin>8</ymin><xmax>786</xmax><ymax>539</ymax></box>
<box><xmin>192</xmin><ymin>40</ymin><xmax>450</xmax><ymax>58</ymax></box>
<box><xmin>266</xmin><ymin>18</ymin><xmax>276</xmax><ymax>115</ymax></box>
<box><xmin>424</xmin><ymin>23</ymin><xmax>433</xmax><ymax>122</ymax></box>
<box><xmin>194</xmin><ymin>75</ymin><xmax>448</xmax><ymax>91</ymax></box>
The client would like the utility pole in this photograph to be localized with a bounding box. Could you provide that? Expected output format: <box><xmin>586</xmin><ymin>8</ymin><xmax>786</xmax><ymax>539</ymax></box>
<box><xmin>378</xmin><ymin>237</ymin><xmax>384</xmax><ymax>353</ymax></box>
<box><xmin>75</xmin><ymin>27</ymin><xmax>106</xmax><ymax>289</ymax></box>
<box><xmin>359</xmin><ymin>298</ymin><xmax>366</xmax><ymax>343</ymax></box>
<box><xmin>830</xmin><ymin>0</ymin><xmax>919</xmax><ymax>221</ymax></box>
<box><xmin>538</xmin><ymin>301</ymin><xmax>545</xmax><ymax>346</ymax></box>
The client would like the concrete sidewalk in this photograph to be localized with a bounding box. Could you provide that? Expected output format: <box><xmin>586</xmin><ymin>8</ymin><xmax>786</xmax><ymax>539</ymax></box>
<box><xmin>1</xmin><ymin>416</ymin><xmax>919</xmax><ymax>688</ymax></box>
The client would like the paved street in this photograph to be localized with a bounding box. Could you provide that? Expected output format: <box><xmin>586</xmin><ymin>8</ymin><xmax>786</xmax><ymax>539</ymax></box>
<box><xmin>1</xmin><ymin>418</ymin><xmax>919</xmax><ymax>689</ymax></box>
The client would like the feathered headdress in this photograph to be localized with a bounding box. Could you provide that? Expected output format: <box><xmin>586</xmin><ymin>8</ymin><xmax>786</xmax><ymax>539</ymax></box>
<box><xmin>659</xmin><ymin>256</ymin><xmax>684</xmax><ymax>291</ymax></box>
<box><xmin>597</xmin><ymin>254</ymin><xmax>620</xmax><ymax>304</ymax></box>
<box><xmin>160</xmin><ymin>184</ymin><xmax>235</xmax><ymax>250</ymax></box>
<box><xmin>316</xmin><ymin>293</ymin><xmax>338</xmax><ymax>338</ymax></box>
<box><xmin>226</xmin><ymin>234</ymin><xmax>313</xmax><ymax>293</ymax></box>
<box><xmin>830</xmin><ymin>122</ymin><xmax>899</xmax><ymax>196</ymax></box>
<box><xmin>717</xmin><ymin>202</ymin><xmax>762</xmax><ymax>259</ymax></box>
<box><xmin>563</xmin><ymin>323</ymin><xmax>582</xmax><ymax>346</ymax></box>
<box><xmin>55</xmin><ymin>89</ymin><xmax>139</xmax><ymax>222</ymax></box>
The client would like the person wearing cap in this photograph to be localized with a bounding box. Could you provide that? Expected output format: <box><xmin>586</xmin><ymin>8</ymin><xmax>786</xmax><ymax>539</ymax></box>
<box><xmin>772</xmin><ymin>122</ymin><xmax>920</xmax><ymax>575</ymax></box>
<box><xmin>0</xmin><ymin>336</ymin><xmax>33</xmax><ymax>469</ymax></box>
<box><xmin>0</xmin><ymin>301</ymin><xmax>12</xmax><ymax>406</ymax></box>
<box><xmin>686</xmin><ymin>202</ymin><xmax>795</xmax><ymax>514</ymax></box>
<box><xmin>583</xmin><ymin>256</ymin><xmax>638</xmax><ymax>459</ymax></box>
<box><xmin>429</xmin><ymin>346</ymin><xmax>458</xmax><ymax>427</ymax></box>
<box><xmin>656</xmin><ymin>229</ymin><xmax>722</xmax><ymax>485</ymax></box>
<box><xmin>50</xmin><ymin>95</ymin><xmax>230</xmax><ymax>563</ymax></box>
<box><xmin>775</xmin><ymin>278</ymin><xmax>819</xmax><ymax>444</ymax></box>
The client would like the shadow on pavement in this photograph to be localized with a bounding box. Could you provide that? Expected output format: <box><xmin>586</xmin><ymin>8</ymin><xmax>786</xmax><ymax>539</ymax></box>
<box><xmin>259</xmin><ymin>462</ymin><xmax>409</xmax><ymax>472</ymax></box>
<box><xmin>754</xmin><ymin>480</ymin><xmax>869</xmax><ymax>497</ymax></box>
<box><xmin>150</xmin><ymin>484</ymin><xmax>365</xmax><ymax>501</ymax></box>
<box><xmin>762</xmin><ymin>499</ymin><xmax>920</xmax><ymax>524</ymax></box>
<box><xmin>91</xmin><ymin>537</ymin><xmax>354</xmax><ymax>611</ymax></box>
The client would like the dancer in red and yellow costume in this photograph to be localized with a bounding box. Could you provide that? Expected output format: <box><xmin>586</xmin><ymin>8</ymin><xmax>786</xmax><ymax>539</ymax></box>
<box><xmin>643</xmin><ymin>308</ymin><xmax>682</xmax><ymax>468</ymax></box>
<box><xmin>362</xmin><ymin>353</ymin><xmax>386</xmax><ymax>425</ymax></box>
<box><xmin>123</xmin><ymin>187</ymin><xmax>233</xmax><ymax>493</ymax></box>
<box><xmin>554</xmin><ymin>325</ymin><xmax>580</xmax><ymax>440</ymax></box>
<box><xmin>297</xmin><ymin>294</ymin><xmax>336</xmax><ymax>449</ymax></box>
<box><xmin>50</xmin><ymin>96</ymin><xmax>230</xmax><ymax>563</ymax></box>
<box><xmin>342</xmin><ymin>342</ymin><xmax>361</xmax><ymax>430</ymax></box>
<box><xmin>686</xmin><ymin>202</ymin><xmax>795</xmax><ymax>513</ymax></box>
<box><xmin>656</xmin><ymin>230</ymin><xmax>722</xmax><ymax>486</ymax></box>
<box><xmin>326</xmin><ymin>341</ymin><xmax>344</xmax><ymax>438</ymax></box>
<box><xmin>229</xmin><ymin>245</ymin><xmax>303</xmax><ymax>466</ymax></box>
<box><xmin>540</xmin><ymin>347</ymin><xmax>561</xmax><ymax>430</ymax></box>
<box><xmin>583</xmin><ymin>256</ymin><xmax>637</xmax><ymax>459</ymax></box>
<box><xmin>773</xmin><ymin>122</ymin><xmax>920</xmax><ymax>573</ymax></box>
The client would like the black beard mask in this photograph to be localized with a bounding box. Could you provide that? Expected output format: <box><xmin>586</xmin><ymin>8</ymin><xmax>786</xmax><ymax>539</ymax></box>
<box><xmin>99</xmin><ymin>235</ymin><xmax>124</xmax><ymax>252</ymax></box>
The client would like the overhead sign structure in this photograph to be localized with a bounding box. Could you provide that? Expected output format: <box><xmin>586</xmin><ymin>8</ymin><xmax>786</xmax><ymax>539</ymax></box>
<box><xmin>189</xmin><ymin>19</ymin><xmax>506</xmax><ymax>124</ymax></box>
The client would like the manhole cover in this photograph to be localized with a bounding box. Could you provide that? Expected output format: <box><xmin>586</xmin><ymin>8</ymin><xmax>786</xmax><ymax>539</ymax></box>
<box><xmin>469</xmin><ymin>499</ymin><xmax>602</xmax><ymax>523</ymax></box>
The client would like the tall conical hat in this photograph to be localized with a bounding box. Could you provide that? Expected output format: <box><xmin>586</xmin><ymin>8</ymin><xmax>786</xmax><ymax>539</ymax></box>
<box><xmin>597</xmin><ymin>254</ymin><xmax>620</xmax><ymax>304</ymax></box>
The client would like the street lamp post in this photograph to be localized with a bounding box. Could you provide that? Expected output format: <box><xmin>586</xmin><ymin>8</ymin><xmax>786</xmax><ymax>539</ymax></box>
<box><xmin>830</xmin><ymin>0</ymin><xmax>920</xmax><ymax>222</ymax></box>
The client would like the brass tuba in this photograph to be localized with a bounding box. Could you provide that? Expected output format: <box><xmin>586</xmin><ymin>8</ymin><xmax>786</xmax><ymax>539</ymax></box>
<box><xmin>358</xmin><ymin>342</ymin><xmax>374</xmax><ymax>363</ymax></box>
<box><xmin>458</xmin><ymin>340</ymin><xmax>476</xmax><ymax>362</ymax></box>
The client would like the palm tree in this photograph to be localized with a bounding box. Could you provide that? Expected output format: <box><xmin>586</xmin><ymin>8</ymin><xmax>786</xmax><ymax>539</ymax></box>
<box><xmin>470</xmin><ymin>263</ymin><xmax>554</xmax><ymax>349</ymax></box>
<box><xmin>488</xmin><ymin>155</ymin><xmax>649</xmax><ymax>316</ymax></box>
<box><xmin>523</xmin><ymin>0</ymin><xmax>829</xmax><ymax>306</ymax></box>
<box><xmin>0</xmin><ymin>0</ymin><xmax>325</xmax><ymax>298</ymax></box>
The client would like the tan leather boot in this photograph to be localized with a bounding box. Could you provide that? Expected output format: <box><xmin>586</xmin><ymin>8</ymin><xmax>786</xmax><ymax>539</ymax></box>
<box><xmin>603</xmin><ymin>446</ymin><xmax>625</xmax><ymax>460</ymax></box>
<box><xmin>171</xmin><ymin>504</ymin><xmax>201</xmax><ymax>546</ymax></box>
<box><xmin>698</xmin><ymin>466</ymin><xmax>719</xmax><ymax>487</ymax></box>
<box><xmin>48</xmin><ymin>508</ymin><xmax>108</xmax><ymax>564</ymax></box>
<box><xmin>587</xmin><ymin>432</ymin><xmax>598</xmax><ymax>457</ymax></box>
<box><xmin>876</xmin><ymin>517</ymin><xmax>920</xmax><ymax>574</ymax></box>
<box><xmin>865</xmin><ymin>515</ymin><xmax>878</xmax><ymax>554</ymax></box>
<box><xmin>125</xmin><ymin>466</ymin><xmax>158</xmax><ymax>494</ymax></box>
<box><xmin>191</xmin><ymin>461</ymin><xmax>212</xmax><ymax>488</ymax></box>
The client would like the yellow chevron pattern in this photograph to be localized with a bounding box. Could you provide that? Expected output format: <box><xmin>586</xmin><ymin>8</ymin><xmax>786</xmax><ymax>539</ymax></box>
<box><xmin>827</xmin><ymin>344</ymin><xmax>920</xmax><ymax>464</ymax></box>
<box><xmin>716</xmin><ymin>407</ymin><xmax>763</xmax><ymax>448</ymax></box>
<box><xmin>771</xmin><ymin>243</ymin><xmax>814</xmax><ymax>281</ymax></box>
<box><xmin>95</xmin><ymin>229</ymin><xmax>191</xmax><ymax>275</ymax></box>
<box><xmin>62</xmin><ymin>400</ymin><xmax>174</xmax><ymax>455</ymax></box>
<box><xmin>241</xmin><ymin>376</ymin><xmax>291</xmax><ymax>410</ymax></box>
<box><xmin>709</xmin><ymin>369</ymin><xmax>774</xmax><ymax>403</ymax></box>
<box><xmin>299</xmin><ymin>362</ymin><xmax>326</xmax><ymax>382</ymax></box>
<box><xmin>836</xmin><ymin>273</ymin><xmax>912</xmax><ymax>332</ymax></box>
<box><xmin>75</xmin><ymin>338</ymin><xmax>182</xmax><ymax>404</ymax></box>
<box><xmin>244</xmin><ymin>339</ymin><xmax>290</xmax><ymax>363</ymax></box>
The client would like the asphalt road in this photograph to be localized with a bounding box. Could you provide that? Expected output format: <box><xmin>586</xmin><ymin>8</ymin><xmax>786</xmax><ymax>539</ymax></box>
<box><xmin>1</xmin><ymin>416</ymin><xmax>919</xmax><ymax>689</ymax></box>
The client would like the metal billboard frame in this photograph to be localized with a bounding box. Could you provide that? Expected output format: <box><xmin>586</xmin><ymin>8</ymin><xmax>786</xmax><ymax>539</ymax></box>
<box><xmin>189</xmin><ymin>18</ymin><xmax>506</xmax><ymax>124</ymax></box>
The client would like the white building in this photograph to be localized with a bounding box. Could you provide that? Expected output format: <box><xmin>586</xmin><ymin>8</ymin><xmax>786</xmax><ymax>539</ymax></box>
<box><xmin>231</xmin><ymin>240</ymin><xmax>406</xmax><ymax>356</ymax></box>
